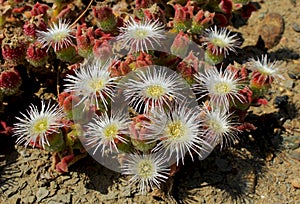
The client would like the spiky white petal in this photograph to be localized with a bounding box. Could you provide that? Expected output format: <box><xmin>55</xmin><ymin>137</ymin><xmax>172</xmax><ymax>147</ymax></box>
<box><xmin>13</xmin><ymin>101</ymin><xmax>65</xmax><ymax>148</ymax></box>
<box><xmin>200</xmin><ymin>105</ymin><xmax>240</xmax><ymax>149</ymax></box>
<box><xmin>64</xmin><ymin>59</ymin><xmax>116</xmax><ymax>110</ymax></box>
<box><xmin>121</xmin><ymin>153</ymin><xmax>170</xmax><ymax>194</ymax></box>
<box><xmin>123</xmin><ymin>66</ymin><xmax>185</xmax><ymax>113</ymax></box>
<box><xmin>194</xmin><ymin>66</ymin><xmax>244</xmax><ymax>111</ymax></box>
<box><xmin>84</xmin><ymin>112</ymin><xmax>129</xmax><ymax>156</ymax></box>
<box><xmin>117</xmin><ymin>17</ymin><xmax>165</xmax><ymax>53</ymax></box>
<box><xmin>248</xmin><ymin>54</ymin><xmax>284</xmax><ymax>84</ymax></box>
<box><xmin>146</xmin><ymin>104</ymin><xmax>212</xmax><ymax>165</ymax></box>
<box><xmin>202</xmin><ymin>26</ymin><xmax>240</xmax><ymax>56</ymax></box>
<box><xmin>37</xmin><ymin>19</ymin><xmax>75</xmax><ymax>51</ymax></box>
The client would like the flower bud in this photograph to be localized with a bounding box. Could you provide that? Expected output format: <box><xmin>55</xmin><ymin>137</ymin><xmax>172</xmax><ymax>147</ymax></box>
<box><xmin>0</xmin><ymin>67</ymin><xmax>22</xmax><ymax>96</ymax></box>
<box><xmin>109</xmin><ymin>60</ymin><xmax>131</xmax><ymax>77</ymax></box>
<box><xmin>191</xmin><ymin>10</ymin><xmax>214</xmax><ymax>34</ymax></box>
<box><xmin>55</xmin><ymin>45</ymin><xmax>77</xmax><ymax>63</ymax></box>
<box><xmin>44</xmin><ymin>130</ymin><xmax>66</xmax><ymax>152</ymax></box>
<box><xmin>177</xmin><ymin>51</ymin><xmax>199</xmax><ymax>83</ymax></box>
<box><xmin>30</xmin><ymin>2</ymin><xmax>49</xmax><ymax>17</ymax></box>
<box><xmin>170</xmin><ymin>31</ymin><xmax>190</xmax><ymax>57</ymax></box>
<box><xmin>2</xmin><ymin>36</ymin><xmax>26</xmax><ymax>65</ymax></box>
<box><xmin>76</xmin><ymin>24</ymin><xmax>95</xmax><ymax>58</ymax></box>
<box><xmin>129</xmin><ymin>114</ymin><xmax>156</xmax><ymax>152</ymax></box>
<box><xmin>204</xmin><ymin>49</ymin><xmax>224</xmax><ymax>65</ymax></box>
<box><xmin>172</xmin><ymin>3</ymin><xmax>193</xmax><ymax>32</ymax></box>
<box><xmin>93</xmin><ymin>40</ymin><xmax>113</xmax><ymax>62</ymax></box>
<box><xmin>219</xmin><ymin>0</ymin><xmax>233</xmax><ymax>14</ymax></box>
<box><xmin>26</xmin><ymin>42</ymin><xmax>48</xmax><ymax>67</ymax></box>
<box><xmin>23</xmin><ymin>18</ymin><xmax>47</xmax><ymax>39</ymax></box>
<box><xmin>93</xmin><ymin>6</ymin><xmax>117</xmax><ymax>32</ymax></box>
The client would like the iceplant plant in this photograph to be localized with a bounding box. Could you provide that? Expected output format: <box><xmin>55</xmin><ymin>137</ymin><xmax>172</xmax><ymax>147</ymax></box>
<box><xmin>13</xmin><ymin>101</ymin><xmax>65</xmax><ymax>148</ymax></box>
<box><xmin>145</xmin><ymin>103</ymin><xmax>212</xmax><ymax>165</ymax></box>
<box><xmin>36</xmin><ymin>18</ymin><xmax>75</xmax><ymax>52</ymax></box>
<box><xmin>194</xmin><ymin>66</ymin><xmax>244</xmax><ymax>111</ymax></box>
<box><xmin>117</xmin><ymin>17</ymin><xmax>165</xmax><ymax>53</ymax></box>
<box><xmin>64</xmin><ymin>58</ymin><xmax>117</xmax><ymax>110</ymax></box>
<box><xmin>121</xmin><ymin>153</ymin><xmax>170</xmax><ymax>195</ymax></box>
<box><xmin>123</xmin><ymin>66</ymin><xmax>186</xmax><ymax>114</ymax></box>
<box><xmin>84</xmin><ymin>111</ymin><xmax>129</xmax><ymax>156</ymax></box>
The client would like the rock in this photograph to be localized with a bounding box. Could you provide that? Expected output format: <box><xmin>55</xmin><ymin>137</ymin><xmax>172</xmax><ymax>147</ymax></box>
<box><xmin>292</xmin><ymin>23</ymin><xmax>300</xmax><ymax>32</ymax></box>
<box><xmin>273</xmin><ymin>95</ymin><xmax>289</xmax><ymax>108</ymax></box>
<box><xmin>36</xmin><ymin>187</ymin><xmax>49</xmax><ymax>202</ymax></box>
<box><xmin>291</xmin><ymin>178</ymin><xmax>300</xmax><ymax>189</ymax></box>
<box><xmin>64</xmin><ymin>177</ymin><xmax>80</xmax><ymax>185</ymax></box>
<box><xmin>258</xmin><ymin>13</ymin><xmax>284</xmax><ymax>49</ymax></box>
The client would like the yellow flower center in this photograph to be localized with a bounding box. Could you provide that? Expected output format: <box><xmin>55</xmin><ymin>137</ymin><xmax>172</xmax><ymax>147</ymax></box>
<box><xmin>208</xmin><ymin>118</ymin><xmax>223</xmax><ymax>134</ymax></box>
<box><xmin>32</xmin><ymin>118</ymin><xmax>49</xmax><ymax>134</ymax></box>
<box><xmin>211</xmin><ymin>37</ymin><xmax>226</xmax><ymax>48</ymax></box>
<box><xmin>52</xmin><ymin>32</ymin><xmax>67</xmax><ymax>43</ymax></box>
<box><xmin>145</xmin><ymin>85</ymin><xmax>165</xmax><ymax>99</ymax></box>
<box><xmin>213</xmin><ymin>81</ymin><xmax>231</xmax><ymax>95</ymax></box>
<box><xmin>137</xmin><ymin>160</ymin><xmax>154</xmax><ymax>178</ymax></box>
<box><xmin>89</xmin><ymin>79</ymin><xmax>105</xmax><ymax>91</ymax></box>
<box><xmin>135</xmin><ymin>29</ymin><xmax>148</xmax><ymax>39</ymax></box>
<box><xmin>103</xmin><ymin>124</ymin><xmax>119</xmax><ymax>139</ymax></box>
<box><xmin>166</xmin><ymin>120</ymin><xmax>184</xmax><ymax>139</ymax></box>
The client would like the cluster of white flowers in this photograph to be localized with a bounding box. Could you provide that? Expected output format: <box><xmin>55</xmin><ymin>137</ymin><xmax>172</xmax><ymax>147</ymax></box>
<box><xmin>13</xmin><ymin>17</ymin><xmax>283</xmax><ymax>195</ymax></box>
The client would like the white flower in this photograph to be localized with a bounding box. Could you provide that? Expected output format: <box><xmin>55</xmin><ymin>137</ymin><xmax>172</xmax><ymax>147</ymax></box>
<box><xmin>121</xmin><ymin>153</ymin><xmax>170</xmax><ymax>194</ymax></box>
<box><xmin>202</xmin><ymin>26</ymin><xmax>240</xmax><ymax>56</ymax></box>
<box><xmin>37</xmin><ymin>18</ymin><xmax>75</xmax><ymax>51</ymax></box>
<box><xmin>200</xmin><ymin>105</ymin><xmax>240</xmax><ymax>149</ymax></box>
<box><xmin>123</xmin><ymin>66</ymin><xmax>186</xmax><ymax>113</ymax></box>
<box><xmin>194</xmin><ymin>66</ymin><xmax>244</xmax><ymax>111</ymax></box>
<box><xmin>13</xmin><ymin>101</ymin><xmax>65</xmax><ymax>148</ymax></box>
<box><xmin>117</xmin><ymin>17</ymin><xmax>165</xmax><ymax>53</ymax></box>
<box><xmin>84</xmin><ymin>112</ymin><xmax>129</xmax><ymax>156</ymax></box>
<box><xmin>64</xmin><ymin>59</ymin><xmax>116</xmax><ymax>110</ymax></box>
<box><xmin>146</xmin><ymin>104</ymin><xmax>212</xmax><ymax>165</ymax></box>
<box><xmin>248</xmin><ymin>54</ymin><xmax>284</xmax><ymax>84</ymax></box>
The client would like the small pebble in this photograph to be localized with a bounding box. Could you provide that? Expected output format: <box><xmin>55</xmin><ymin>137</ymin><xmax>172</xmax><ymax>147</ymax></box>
<box><xmin>291</xmin><ymin>178</ymin><xmax>300</xmax><ymax>189</ymax></box>
<box><xmin>273</xmin><ymin>95</ymin><xmax>289</xmax><ymax>108</ymax></box>
<box><xmin>292</xmin><ymin>23</ymin><xmax>300</xmax><ymax>32</ymax></box>
<box><xmin>64</xmin><ymin>177</ymin><xmax>80</xmax><ymax>185</ymax></box>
